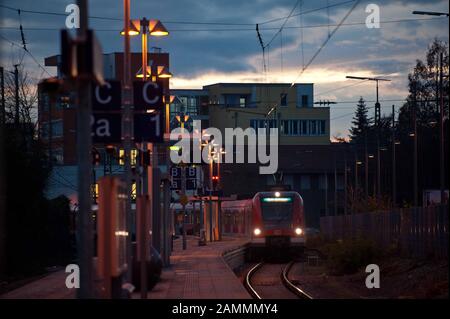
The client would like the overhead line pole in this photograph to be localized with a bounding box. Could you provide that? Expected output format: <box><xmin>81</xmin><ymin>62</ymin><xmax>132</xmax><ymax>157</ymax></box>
<box><xmin>76</xmin><ymin>0</ymin><xmax>94</xmax><ymax>299</ymax></box>
<box><xmin>439</xmin><ymin>52</ymin><xmax>445</xmax><ymax>205</ymax></box>
<box><xmin>14</xmin><ymin>64</ymin><xmax>19</xmax><ymax>125</ymax></box>
<box><xmin>123</xmin><ymin>0</ymin><xmax>133</xmax><ymax>285</ymax></box>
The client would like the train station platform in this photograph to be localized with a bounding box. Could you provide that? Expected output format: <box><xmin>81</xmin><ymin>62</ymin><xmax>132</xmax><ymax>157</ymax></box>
<box><xmin>142</xmin><ymin>235</ymin><xmax>251</xmax><ymax>299</ymax></box>
<box><xmin>1</xmin><ymin>236</ymin><xmax>250</xmax><ymax>299</ymax></box>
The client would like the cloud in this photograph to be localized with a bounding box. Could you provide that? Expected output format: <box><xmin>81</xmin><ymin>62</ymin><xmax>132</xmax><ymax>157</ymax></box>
<box><xmin>0</xmin><ymin>0</ymin><xmax>448</xmax><ymax>137</ymax></box>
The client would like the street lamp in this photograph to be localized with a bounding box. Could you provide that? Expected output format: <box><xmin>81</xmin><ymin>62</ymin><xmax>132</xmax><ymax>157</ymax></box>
<box><xmin>346</xmin><ymin>75</ymin><xmax>391</xmax><ymax>200</ymax></box>
<box><xmin>120</xmin><ymin>16</ymin><xmax>169</xmax><ymax>299</ymax></box>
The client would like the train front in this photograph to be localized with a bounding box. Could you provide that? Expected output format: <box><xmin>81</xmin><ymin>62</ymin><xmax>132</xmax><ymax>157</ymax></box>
<box><xmin>250</xmin><ymin>191</ymin><xmax>305</xmax><ymax>259</ymax></box>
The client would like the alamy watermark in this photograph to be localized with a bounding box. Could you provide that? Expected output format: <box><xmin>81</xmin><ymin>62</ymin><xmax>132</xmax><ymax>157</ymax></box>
<box><xmin>365</xmin><ymin>264</ymin><xmax>380</xmax><ymax>288</ymax></box>
<box><xmin>170</xmin><ymin>120</ymin><xmax>279</xmax><ymax>174</ymax></box>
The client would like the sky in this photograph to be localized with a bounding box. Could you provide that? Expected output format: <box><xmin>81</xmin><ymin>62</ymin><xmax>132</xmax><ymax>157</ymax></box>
<box><xmin>0</xmin><ymin>0</ymin><xmax>448</xmax><ymax>138</ymax></box>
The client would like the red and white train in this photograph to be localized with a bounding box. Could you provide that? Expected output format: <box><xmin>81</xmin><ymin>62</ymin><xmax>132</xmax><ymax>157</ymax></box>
<box><xmin>222</xmin><ymin>190</ymin><xmax>306</xmax><ymax>258</ymax></box>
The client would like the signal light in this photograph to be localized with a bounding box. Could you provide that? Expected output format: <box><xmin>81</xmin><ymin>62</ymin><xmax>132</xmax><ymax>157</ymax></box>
<box><xmin>92</xmin><ymin>148</ymin><xmax>101</xmax><ymax>166</ymax></box>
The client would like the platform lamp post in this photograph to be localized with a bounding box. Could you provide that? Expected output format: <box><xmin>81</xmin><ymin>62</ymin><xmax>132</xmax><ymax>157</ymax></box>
<box><xmin>212</xmin><ymin>147</ymin><xmax>226</xmax><ymax>241</ymax></box>
<box><xmin>346</xmin><ymin>76</ymin><xmax>391</xmax><ymax>200</ymax></box>
<box><xmin>120</xmin><ymin>17</ymin><xmax>170</xmax><ymax>299</ymax></box>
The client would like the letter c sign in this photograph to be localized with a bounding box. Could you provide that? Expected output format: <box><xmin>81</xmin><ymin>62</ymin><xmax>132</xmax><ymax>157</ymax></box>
<box><xmin>133</xmin><ymin>80</ymin><xmax>163</xmax><ymax>111</ymax></box>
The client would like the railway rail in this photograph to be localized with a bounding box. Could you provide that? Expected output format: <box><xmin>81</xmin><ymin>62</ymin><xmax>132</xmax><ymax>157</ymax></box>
<box><xmin>244</xmin><ymin>261</ymin><xmax>313</xmax><ymax>299</ymax></box>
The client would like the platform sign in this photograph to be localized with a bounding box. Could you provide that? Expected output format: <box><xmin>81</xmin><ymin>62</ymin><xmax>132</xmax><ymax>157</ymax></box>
<box><xmin>92</xmin><ymin>80</ymin><xmax>122</xmax><ymax>110</ymax></box>
<box><xmin>170</xmin><ymin>166</ymin><xmax>198</xmax><ymax>190</ymax></box>
<box><xmin>133</xmin><ymin>80</ymin><xmax>164</xmax><ymax>111</ymax></box>
<box><xmin>170</xmin><ymin>167</ymin><xmax>182</xmax><ymax>190</ymax></box>
<box><xmin>185</xmin><ymin>166</ymin><xmax>197</xmax><ymax>179</ymax></box>
<box><xmin>186</xmin><ymin>179</ymin><xmax>197</xmax><ymax>190</ymax></box>
<box><xmin>91</xmin><ymin>113</ymin><xmax>122</xmax><ymax>143</ymax></box>
<box><xmin>133</xmin><ymin>112</ymin><xmax>164</xmax><ymax>143</ymax></box>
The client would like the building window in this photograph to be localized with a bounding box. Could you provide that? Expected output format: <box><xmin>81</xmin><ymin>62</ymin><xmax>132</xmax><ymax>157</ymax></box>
<box><xmin>281</xmin><ymin>120</ymin><xmax>290</xmax><ymax>135</ymax></box>
<box><xmin>280</xmin><ymin>94</ymin><xmax>287</xmax><ymax>107</ymax></box>
<box><xmin>250</xmin><ymin>119</ymin><xmax>258</xmax><ymax>130</ymax></box>
<box><xmin>300</xmin><ymin>175</ymin><xmax>311</xmax><ymax>190</ymax></box>
<box><xmin>319</xmin><ymin>120</ymin><xmax>326</xmax><ymax>135</ymax></box>
<box><xmin>318</xmin><ymin>174</ymin><xmax>328</xmax><ymax>190</ymax></box>
<box><xmin>336</xmin><ymin>175</ymin><xmax>344</xmax><ymax>190</ymax></box>
<box><xmin>239</xmin><ymin>97</ymin><xmax>246</xmax><ymax>107</ymax></box>
<box><xmin>300</xmin><ymin>120</ymin><xmax>308</xmax><ymax>136</ymax></box>
<box><xmin>42</xmin><ymin>94</ymin><xmax>50</xmax><ymax>111</ymax></box>
<box><xmin>302</xmin><ymin>95</ymin><xmax>309</xmax><ymax>107</ymax></box>
<box><xmin>292</xmin><ymin>120</ymin><xmax>299</xmax><ymax>135</ymax></box>
<box><xmin>52</xmin><ymin>147</ymin><xmax>64</xmax><ymax>165</ymax></box>
<box><xmin>119</xmin><ymin>148</ymin><xmax>138</xmax><ymax>166</ymax></box>
<box><xmin>310</xmin><ymin>120</ymin><xmax>317</xmax><ymax>135</ymax></box>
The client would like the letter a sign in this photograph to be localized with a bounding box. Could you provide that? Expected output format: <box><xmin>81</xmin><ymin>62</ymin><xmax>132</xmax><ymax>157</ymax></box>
<box><xmin>91</xmin><ymin>114</ymin><xmax>122</xmax><ymax>143</ymax></box>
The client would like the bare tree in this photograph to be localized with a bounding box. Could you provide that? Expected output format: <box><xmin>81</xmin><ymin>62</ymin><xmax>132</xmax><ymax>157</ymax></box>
<box><xmin>3</xmin><ymin>64</ymin><xmax>38</xmax><ymax>127</ymax></box>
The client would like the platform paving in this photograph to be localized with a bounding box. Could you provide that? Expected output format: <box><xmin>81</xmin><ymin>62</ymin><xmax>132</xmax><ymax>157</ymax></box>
<box><xmin>143</xmin><ymin>236</ymin><xmax>251</xmax><ymax>299</ymax></box>
<box><xmin>1</xmin><ymin>236</ymin><xmax>250</xmax><ymax>299</ymax></box>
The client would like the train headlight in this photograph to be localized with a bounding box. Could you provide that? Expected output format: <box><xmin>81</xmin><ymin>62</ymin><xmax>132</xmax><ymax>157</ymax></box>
<box><xmin>295</xmin><ymin>227</ymin><xmax>303</xmax><ymax>235</ymax></box>
<box><xmin>253</xmin><ymin>228</ymin><xmax>262</xmax><ymax>236</ymax></box>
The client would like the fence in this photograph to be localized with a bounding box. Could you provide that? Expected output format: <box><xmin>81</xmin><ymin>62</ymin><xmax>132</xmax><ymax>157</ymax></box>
<box><xmin>320</xmin><ymin>205</ymin><xmax>448</xmax><ymax>259</ymax></box>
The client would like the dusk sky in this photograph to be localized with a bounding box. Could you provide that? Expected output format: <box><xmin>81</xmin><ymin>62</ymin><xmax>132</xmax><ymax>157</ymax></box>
<box><xmin>0</xmin><ymin>0</ymin><xmax>448</xmax><ymax>138</ymax></box>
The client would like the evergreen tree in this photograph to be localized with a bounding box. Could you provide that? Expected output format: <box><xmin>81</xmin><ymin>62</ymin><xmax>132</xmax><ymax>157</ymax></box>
<box><xmin>350</xmin><ymin>97</ymin><xmax>373</xmax><ymax>143</ymax></box>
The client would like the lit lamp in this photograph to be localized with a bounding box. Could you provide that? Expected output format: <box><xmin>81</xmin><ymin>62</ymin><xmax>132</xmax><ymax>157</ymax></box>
<box><xmin>120</xmin><ymin>21</ymin><xmax>140</xmax><ymax>36</ymax></box>
<box><xmin>149</xmin><ymin>19</ymin><xmax>169</xmax><ymax>36</ymax></box>
<box><xmin>157</xmin><ymin>66</ymin><xmax>173</xmax><ymax>78</ymax></box>
<box><xmin>135</xmin><ymin>66</ymin><xmax>151</xmax><ymax>79</ymax></box>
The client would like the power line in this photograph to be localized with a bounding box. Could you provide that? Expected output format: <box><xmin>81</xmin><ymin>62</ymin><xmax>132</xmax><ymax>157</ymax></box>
<box><xmin>0</xmin><ymin>1</ymin><xmax>353</xmax><ymax>26</ymax></box>
<box><xmin>315</xmin><ymin>79</ymin><xmax>371</xmax><ymax>96</ymax></box>
<box><xmin>0</xmin><ymin>34</ymin><xmax>53</xmax><ymax>77</ymax></box>
<box><xmin>289</xmin><ymin>0</ymin><xmax>360</xmax><ymax>87</ymax></box>
<box><xmin>0</xmin><ymin>17</ymin><xmax>444</xmax><ymax>33</ymax></box>
<box><xmin>260</xmin><ymin>0</ymin><xmax>357</xmax><ymax>25</ymax></box>
<box><xmin>264</xmin><ymin>0</ymin><xmax>301</xmax><ymax>49</ymax></box>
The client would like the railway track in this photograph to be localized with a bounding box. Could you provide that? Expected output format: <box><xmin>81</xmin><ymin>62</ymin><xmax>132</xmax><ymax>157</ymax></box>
<box><xmin>244</xmin><ymin>261</ymin><xmax>313</xmax><ymax>299</ymax></box>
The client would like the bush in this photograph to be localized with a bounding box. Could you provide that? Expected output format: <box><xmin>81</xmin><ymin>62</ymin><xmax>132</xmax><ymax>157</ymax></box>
<box><xmin>323</xmin><ymin>238</ymin><xmax>381</xmax><ymax>275</ymax></box>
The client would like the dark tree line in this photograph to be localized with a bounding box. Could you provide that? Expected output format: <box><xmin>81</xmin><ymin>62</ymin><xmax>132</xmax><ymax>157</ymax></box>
<box><xmin>0</xmin><ymin>66</ymin><xmax>74</xmax><ymax>283</ymax></box>
<box><xmin>349</xmin><ymin>39</ymin><xmax>449</xmax><ymax>209</ymax></box>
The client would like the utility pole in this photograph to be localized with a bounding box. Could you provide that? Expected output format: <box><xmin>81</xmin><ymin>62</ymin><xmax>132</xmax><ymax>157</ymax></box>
<box><xmin>344</xmin><ymin>153</ymin><xmax>348</xmax><ymax>215</ymax></box>
<box><xmin>354</xmin><ymin>152</ymin><xmax>359</xmax><ymax>192</ymax></box>
<box><xmin>0</xmin><ymin>66</ymin><xmax>5</xmax><ymax>281</ymax></box>
<box><xmin>1</xmin><ymin>67</ymin><xmax>5</xmax><ymax>125</ymax></box>
<box><xmin>364</xmin><ymin>130</ymin><xmax>369</xmax><ymax>203</ymax></box>
<box><xmin>123</xmin><ymin>0</ymin><xmax>133</xmax><ymax>284</ymax></box>
<box><xmin>209</xmin><ymin>144</ymin><xmax>213</xmax><ymax>241</ymax></box>
<box><xmin>439</xmin><ymin>51</ymin><xmax>445</xmax><ymax>204</ymax></box>
<box><xmin>181</xmin><ymin>162</ymin><xmax>187</xmax><ymax>250</ymax></box>
<box><xmin>375</xmin><ymin>81</ymin><xmax>381</xmax><ymax>199</ymax></box>
<box><xmin>412</xmin><ymin>88</ymin><xmax>418</xmax><ymax>207</ymax></box>
<box><xmin>346</xmin><ymin>76</ymin><xmax>390</xmax><ymax>200</ymax></box>
<box><xmin>334</xmin><ymin>152</ymin><xmax>338</xmax><ymax>216</ymax></box>
<box><xmin>392</xmin><ymin>105</ymin><xmax>397</xmax><ymax>208</ymax></box>
<box><xmin>14</xmin><ymin>64</ymin><xmax>19</xmax><ymax>125</ymax></box>
<box><xmin>76</xmin><ymin>0</ymin><xmax>94</xmax><ymax>299</ymax></box>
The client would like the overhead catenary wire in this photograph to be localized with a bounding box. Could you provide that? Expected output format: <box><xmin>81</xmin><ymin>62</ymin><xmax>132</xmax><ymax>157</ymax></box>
<box><xmin>0</xmin><ymin>0</ymin><xmax>355</xmax><ymax>26</ymax></box>
<box><xmin>0</xmin><ymin>17</ymin><xmax>445</xmax><ymax>33</ymax></box>
<box><xmin>288</xmin><ymin>0</ymin><xmax>361</xmax><ymax>88</ymax></box>
<box><xmin>0</xmin><ymin>34</ymin><xmax>53</xmax><ymax>77</ymax></box>
<box><xmin>264</xmin><ymin>0</ymin><xmax>301</xmax><ymax>49</ymax></box>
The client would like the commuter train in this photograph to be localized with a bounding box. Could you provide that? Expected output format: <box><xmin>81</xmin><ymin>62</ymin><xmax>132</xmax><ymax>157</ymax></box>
<box><xmin>221</xmin><ymin>190</ymin><xmax>305</xmax><ymax>259</ymax></box>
